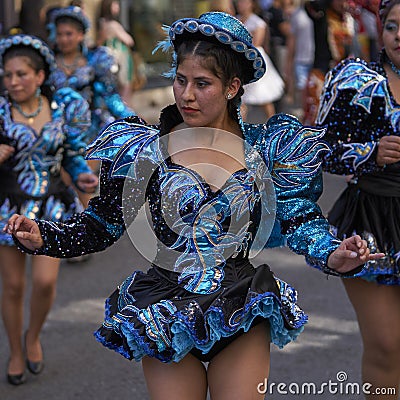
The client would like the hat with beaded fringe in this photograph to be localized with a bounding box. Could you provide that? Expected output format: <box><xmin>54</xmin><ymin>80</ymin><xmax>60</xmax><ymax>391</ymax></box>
<box><xmin>52</xmin><ymin>6</ymin><xmax>90</xmax><ymax>33</ymax></box>
<box><xmin>0</xmin><ymin>34</ymin><xmax>57</xmax><ymax>78</ymax></box>
<box><xmin>153</xmin><ymin>12</ymin><xmax>266</xmax><ymax>84</ymax></box>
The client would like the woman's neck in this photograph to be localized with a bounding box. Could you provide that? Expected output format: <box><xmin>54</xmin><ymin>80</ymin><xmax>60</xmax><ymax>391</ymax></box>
<box><xmin>14</xmin><ymin>96</ymin><xmax>41</xmax><ymax>114</ymax></box>
<box><xmin>60</xmin><ymin>50</ymin><xmax>81</xmax><ymax>62</ymax></box>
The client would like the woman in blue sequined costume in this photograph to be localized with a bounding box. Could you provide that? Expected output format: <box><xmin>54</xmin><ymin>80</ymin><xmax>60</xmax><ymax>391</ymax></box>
<box><xmin>0</xmin><ymin>34</ymin><xmax>98</xmax><ymax>385</ymax></box>
<box><xmin>4</xmin><ymin>13</ymin><xmax>382</xmax><ymax>399</ymax></box>
<box><xmin>316</xmin><ymin>0</ymin><xmax>400</xmax><ymax>395</ymax></box>
<box><xmin>48</xmin><ymin>6</ymin><xmax>135</xmax><ymax>145</ymax></box>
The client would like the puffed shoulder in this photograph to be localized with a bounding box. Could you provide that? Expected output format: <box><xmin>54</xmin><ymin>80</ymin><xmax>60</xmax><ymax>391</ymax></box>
<box><xmin>252</xmin><ymin>113</ymin><xmax>329</xmax><ymax>189</ymax></box>
<box><xmin>52</xmin><ymin>87</ymin><xmax>90</xmax><ymax>125</ymax></box>
<box><xmin>316</xmin><ymin>57</ymin><xmax>388</xmax><ymax>125</ymax></box>
<box><xmin>86</xmin><ymin>117</ymin><xmax>165</xmax><ymax>178</ymax></box>
<box><xmin>0</xmin><ymin>96</ymin><xmax>7</xmax><ymax>110</ymax></box>
<box><xmin>88</xmin><ymin>46</ymin><xmax>118</xmax><ymax>75</ymax></box>
<box><xmin>53</xmin><ymin>87</ymin><xmax>86</xmax><ymax>105</ymax></box>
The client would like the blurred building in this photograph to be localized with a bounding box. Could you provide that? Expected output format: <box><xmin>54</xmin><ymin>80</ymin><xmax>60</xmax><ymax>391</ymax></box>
<box><xmin>2</xmin><ymin>0</ymin><xmax>214</xmax><ymax>56</ymax></box>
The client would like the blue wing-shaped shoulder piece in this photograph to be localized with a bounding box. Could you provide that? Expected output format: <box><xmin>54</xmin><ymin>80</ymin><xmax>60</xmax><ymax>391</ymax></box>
<box><xmin>86</xmin><ymin>119</ymin><xmax>165</xmax><ymax>178</ymax></box>
<box><xmin>262</xmin><ymin>114</ymin><xmax>330</xmax><ymax>189</ymax></box>
<box><xmin>317</xmin><ymin>58</ymin><xmax>400</xmax><ymax>130</ymax></box>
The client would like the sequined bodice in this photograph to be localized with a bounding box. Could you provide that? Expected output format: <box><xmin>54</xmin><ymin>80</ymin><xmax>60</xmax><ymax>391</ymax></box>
<box><xmin>48</xmin><ymin>47</ymin><xmax>133</xmax><ymax>141</ymax></box>
<box><xmin>50</xmin><ymin>65</ymin><xmax>94</xmax><ymax>102</ymax></box>
<box><xmin>317</xmin><ymin>53</ymin><xmax>400</xmax><ymax>176</ymax></box>
<box><xmin>80</xmin><ymin>108</ymin><xmax>338</xmax><ymax>294</ymax></box>
<box><xmin>144</xmin><ymin>161</ymin><xmax>264</xmax><ymax>294</ymax></box>
<box><xmin>0</xmin><ymin>88</ymin><xmax>90</xmax><ymax>197</ymax></box>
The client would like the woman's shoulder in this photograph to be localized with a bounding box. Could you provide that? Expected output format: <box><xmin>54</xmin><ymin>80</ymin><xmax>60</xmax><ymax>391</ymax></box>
<box><xmin>85</xmin><ymin>115</ymin><xmax>163</xmax><ymax>178</ymax></box>
<box><xmin>247</xmin><ymin>113</ymin><xmax>328</xmax><ymax>182</ymax></box>
<box><xmin>317</xmin><ymin>57</ymin><xmax>389</xmax><ymax>125</ymax></box>
<box><xmin>327</xmin><ymin>57</ymin><xmax>383</xmax><ymax>85</ymax></box>
<box><xmin>52</xmin><ymin>87</ymin><xmax>87</xmax><ymax>109</ymax></box>
<box><xmin>264</xmin><ymin>113</ymin><xmax>326</xmax><ymax>151</ymax></box>
<box><xmin>249</xmin><ymin>113</ymin><xmax>306</xmax><ymax>143</ymax></box>
<box><xmin>87</xmin><ymin>46</ymin><xmax>116</xmax><ymax>65</ymax></box>
<box><xmin>0</xmin><ymin>96</ymin><xmax>9</xmax><ymax>113</ymax></box>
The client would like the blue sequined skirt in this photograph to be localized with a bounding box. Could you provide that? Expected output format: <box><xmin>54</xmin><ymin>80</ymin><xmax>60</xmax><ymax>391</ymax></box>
<box><xmin>94</xmin><ymin>260</ymin><xmax>308</xmax><ymax>363</ymax></box>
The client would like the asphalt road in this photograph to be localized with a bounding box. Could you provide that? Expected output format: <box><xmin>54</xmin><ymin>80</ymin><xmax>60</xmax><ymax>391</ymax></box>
<box><xmin>1</xmin><ymin>102</ymin><xmax>371</xmax><ymax>400</ymax></box>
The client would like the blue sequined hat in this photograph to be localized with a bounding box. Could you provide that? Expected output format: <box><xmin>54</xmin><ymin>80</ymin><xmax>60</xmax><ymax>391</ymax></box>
<box><xmin>52</xmin><ymin>6</ymin><xmax>90</xmax><ymax>33</ymax></box>
<box><xmin>0</xmin><ymin>34</ymin><xmax>57</xmax><ymax>76</ymax></box>
<box><xmin>155</xmin><ymin>12</ymin><xmax>266</xmax><ymax>84</ymax></box>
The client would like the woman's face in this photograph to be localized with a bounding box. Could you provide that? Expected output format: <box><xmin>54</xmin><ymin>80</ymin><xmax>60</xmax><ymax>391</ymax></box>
<box><xmin>111</xmin><ymin>1</ymin><xmax>120</xmax><ymax>16</ymax></box>
<box><xmin>56</xmin><ymin>22</ymin><xmax>84</xmax><ymax>55</ymax></box>
<box><xmin>173</xmin><ymin>55</ymin><xmax>233</xmax><ymax>129</ymax></box>
<box><xmin>3</xmin><ymin>56</ymin><xmax>44</xmax><ymax>104</ymax></box>
<box><xmin>383</xmin><ymin>4</ymin><xmax>400</xmax><ymax>67</ymax></box>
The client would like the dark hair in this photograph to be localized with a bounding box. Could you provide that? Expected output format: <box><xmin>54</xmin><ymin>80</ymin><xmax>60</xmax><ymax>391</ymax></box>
<box><xmin>380</xmin><ymin>0</ymin><xmax>400</xmax><ymax>22</ymax></box>
<box><xmin>55</xmin><ymin>15</ymin><xmax>85</xmax><ymax>32</ymax></box>
<box><xmin>3</xmin><ymin>45</ymin><xmax>48</xmax><ymax>78</ymax></box>
<box><xmin>176</xmin><ymin>40</ymin><xmax>245</xmax><ymax>121</ymax></box>
<box><xmin>2</xmin><ymin>45</ymin><xmax>53</xmax><ymax>99</ymax></box>
<box><xmin>100</xmin><ymin>0</ymin><xmax>119</xmax><ymax>20</ymax></box>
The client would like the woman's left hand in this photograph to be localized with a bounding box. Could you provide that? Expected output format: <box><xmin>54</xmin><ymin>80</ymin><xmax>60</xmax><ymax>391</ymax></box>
<box><xmin>76</xmin><ymin>172</ymin><xmax>98</xmax><ymax>193</ymax></box>
<box><xmin>327</xmin><ymin>235</ymin><xmax>385</xmax><ymax>274</ymax></box>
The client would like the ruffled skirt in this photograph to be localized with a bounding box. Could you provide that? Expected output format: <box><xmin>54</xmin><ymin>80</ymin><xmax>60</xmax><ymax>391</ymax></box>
<box><xmin>94</xmin><ymin>260</ymin><xmax>307</xmax><ymax>363</ymax></box>
<box><xmin>0</xmin><ymin>176</ymin><xmax>83</xmax><ymax>246</ymax></box>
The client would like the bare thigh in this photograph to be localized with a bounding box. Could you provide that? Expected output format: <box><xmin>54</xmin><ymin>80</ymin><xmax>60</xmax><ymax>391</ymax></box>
<box><xmin>30</xmin><ymin>255</ymin><xmax>60</xmax><ymax>289</ymax></box>
<box><xmin>142</xmin><ymin>353</ymin><xmax>208</xmax><ymax>400</ymax></box>
<box><xmin>0</xmin><ymin>245</ymin><xmax>26</xmax><ymax>291</ymax></box>
<box><xmin>207</xmin><ymin>322</ymin><xmax>271</xmax><ymax>400</ymax></box>
<box><xmin>342</xmin><ymin>278</ymin><xmax>400</xmax><ymax>353</ymax></box>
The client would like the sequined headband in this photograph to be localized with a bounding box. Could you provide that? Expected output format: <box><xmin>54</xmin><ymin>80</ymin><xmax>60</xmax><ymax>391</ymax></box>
<box><xmin>0</xmin><ymin>34</ymin><xmax>57</xmax><ymax>74</ymax></box>
<box><xmin>153</xmin><ymin>12</ymin><xmax>266</xmax><ymax>84</ymax></box>
<box><xmin>52</xmin><ymin>6</ymin><xmax>90</xmax><ymax>33</ymax></box>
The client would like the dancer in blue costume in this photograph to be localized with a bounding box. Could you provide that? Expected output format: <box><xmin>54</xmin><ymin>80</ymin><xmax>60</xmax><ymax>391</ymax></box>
<box><xmin>5</xmin><ymin>13</ymin><xmax>382</xmax><ymax>399</ymax></box>
<box><xmin>48</xmin><ymin>6</ymin><xmax>135</xmax><ymax>145</ymax></box>
<box><xmin>316</xmin><ymin>0</ymin><xmax>400</xmax><ymax>396</ymax></box>
<box><xmin>0</xmin><ymin>34</ymin><xmax>98</xmax><ymax>385</ymax></box>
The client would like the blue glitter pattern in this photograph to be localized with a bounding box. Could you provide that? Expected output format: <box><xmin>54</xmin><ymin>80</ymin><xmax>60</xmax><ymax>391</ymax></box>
<box><xmin>0</xmin><ymin>34</ymin><xmax>57</xmax><ymax>75</ymax></box>
<box><xmin>153</xmin><ymin>12</ymin><xmax>266</xmax><ymax>84</ymax></box>
<box><xmin>49</xmin><ymin>46</ymin><xmax>135</xmax><ymax>143</ymax></box>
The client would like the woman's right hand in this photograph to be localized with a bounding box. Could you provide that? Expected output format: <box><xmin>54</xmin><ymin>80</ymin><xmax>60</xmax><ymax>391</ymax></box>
<box><xmin>3</xmin><ymin>214</ymin><xmax>44</xmax><ymax>251</ymax></box>
<box><xmin>0</xmin><ymin>144</ymin><xmax>15</xmax><ymax>164</ymax></box>
<box><xmin>376</xmin><ymin>136</ymin><xmax>400</xmax><ymax>166</ymax></box>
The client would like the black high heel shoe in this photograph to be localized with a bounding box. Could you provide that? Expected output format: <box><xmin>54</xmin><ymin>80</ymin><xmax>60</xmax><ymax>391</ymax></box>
<box><xmin>6</xmin><ymin>359</ymin><xmax>26</xmax><ymax>386</ymax></box>
<box><xmin>7</xmin><ymin>371</ymin><xmax>26</xmax><ymax>385</ymax></box>
<box><xmin>24</xmin><ymin>331</ymin><xmax>44</xmax><ymax>375</ymax></box>
<box><xmin>26</xmin><ymin>359</ymin><xmax>44</xmax><ymax>375</ymax></box>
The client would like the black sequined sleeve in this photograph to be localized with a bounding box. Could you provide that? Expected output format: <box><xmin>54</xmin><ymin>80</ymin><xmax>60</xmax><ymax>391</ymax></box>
<box><xmin>15</xmin><ymin>161</ymin><xmax>144</xmax><ymax>258</ymax></box>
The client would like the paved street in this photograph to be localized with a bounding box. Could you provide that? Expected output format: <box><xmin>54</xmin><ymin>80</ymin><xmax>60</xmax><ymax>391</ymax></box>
<box><xmin>0</xmin><ymin>95</ymin><xmax>369</xmax><ymax>399</ymax></box>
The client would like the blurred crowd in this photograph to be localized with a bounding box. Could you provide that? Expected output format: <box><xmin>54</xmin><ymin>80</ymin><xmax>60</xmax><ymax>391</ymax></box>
<box><xmin>1</xmin><ymin>0</ymin><xmax>382</xmax><ymax>124</ymax></box>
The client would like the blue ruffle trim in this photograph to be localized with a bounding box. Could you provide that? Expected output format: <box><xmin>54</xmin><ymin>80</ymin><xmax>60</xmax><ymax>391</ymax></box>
<box><xmin>94</xmin><ymin>290</ymin><xmax>307</xmax><ymax>363</ymax></box>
